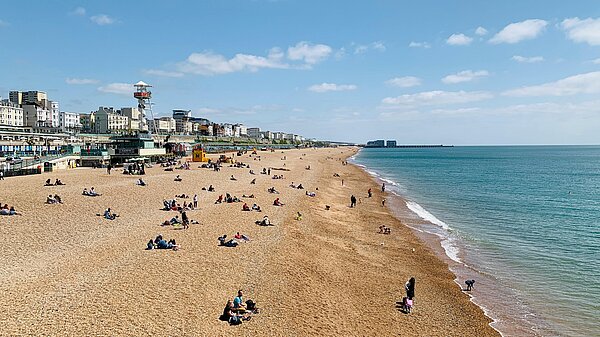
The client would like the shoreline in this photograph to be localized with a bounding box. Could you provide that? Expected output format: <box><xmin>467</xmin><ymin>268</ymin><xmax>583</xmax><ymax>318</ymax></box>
<box><xmin>349</xmin><ymin>147</ymin><xmax>559</xmax><ymax>337</ymax></box>
<box><xmin>0</xmin><ymin>146</ymin><xmax>499</xmax><ymax>336</ymax></box>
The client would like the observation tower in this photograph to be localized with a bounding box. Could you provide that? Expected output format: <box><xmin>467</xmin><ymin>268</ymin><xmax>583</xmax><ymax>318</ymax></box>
<box><xmin>133</xmin><ymin>81</ymin><xmax>155</xmax><ymax>134</ymax></box>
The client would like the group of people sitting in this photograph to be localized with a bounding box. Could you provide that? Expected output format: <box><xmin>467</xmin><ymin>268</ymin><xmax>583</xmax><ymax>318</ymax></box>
<box><xmin>161</xmin><ymin>210</ymin><xmax>194</xmax><ymax>229</ymax></box>
<box><xmin>45</xmin><ymin>194</ymin><xmax>63</xmax><ymax>204</ymax></box>
<box><xmin>146</xmin><ymin>235</ymin><xmax>179</xmax><ymax>250</ymax></box>
<box><xmin>242</xmin><ymin>203</ymin><xmax>262</xmax><ymax>212</ymax></box>
<box><xmin>215</xmin><ymin>193</ymin><xmax>242</xmax><ymax>204</ymax></box>
<box><xmin>44</xmin><ymin>178</ymin><xmax>65</xmax><ymax>186</ymax></box>
<box><xmin>82</xmin><ymin>187</ymin><xmax>101</xmax><ymax>196</ymax></box>
<box><xmin>378</xmin><ymin>225</ymin><xmax>392</xmax><ymax>234</ymax></box>
<box><xmin>255</xmin><ymin>215</ymin><xmax>272</xmax><ymax>226</ymax></box>
<box><xmin>220</xmin><ymin>290</ymin><xmax>258</xmax><ymax>325</ymax></box>
<box><xmin>0</xmin><ymin>204</ymin><xmax>21</xmax><ymax>216</ymax></box>
<box><xmin>162</xmin><ymin>199</ymin><xmax>195</xmax><ymax>212</ymax></box>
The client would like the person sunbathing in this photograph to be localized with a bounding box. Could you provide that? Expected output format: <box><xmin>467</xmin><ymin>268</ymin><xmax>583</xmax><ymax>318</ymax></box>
<box><xmin>136</xmin><ymin>178</ymin><xmax>146</xmax><ymax>186</ymax></box>
<box><xmin>44</xmin><ymin>179</ymin><xmax>53</xmax><ymax>186</ymax></box>
<box><xmin>289</xmin><ymin>183</ymin><xmax>297</xmax><ymax>188</ymax></box>
<box><xmin>267</xmin><ymin>187</ymin><xmax>279</xmax><ymax>194</ymax></box>
<box><xmin>250</xmin><ymin>178</ymin><xmax>256</xmax><ymax>184</ymax></box>
<box><xmin>306</xmin><ymin>191</ymin><xmax>316</xmax><ymax>197</ymax></box>
<box><xmin>208</xmin><ymin>185</ymin><xmax>215</xmax><ymax>192</ymax></box>
<box><xmin>215</xmin><ymin>195</ymin><xmax>223</xmax><ymax>204</ymax></box>
<box><xmin>230</xmin><ymin>175</ymin><xmax>237</xmax><ymax>181</ymax></box>
<box><xmin>170</xmin><ymin>215</ymin><xmax>181</xmax><ymax>225</ymax></box>
<box><xmin>175</xmin><ymin>194</ymin><xmax>188</xmax><ymax>198</ymax></box>
<box><xmin>297</xmin><ymin>184</ymin><xmax>304</xmax><ymax>189</ymax></box>
<box><xmin>273</xmin><ymin>198</ymin><xmax>284</xmax><ymax>206</ymax></box>
<box><xmin>234</xmin><ymin>232</ymin><xmax>251</xmax><ymax>242</ymax></box>
<box><xmin>46</xmin><ymin>195</ymin><xmax>57</xmax><ymax>204</ymax></box>
<box><xmin>295</xmin><ymin>212</ymin><xmax>302</xmax><ymax>221</ymax></box>
<box><xmin>251</xmin><ymin>204</ymin><xmax>261</xmax><ymax>212</ymax></box>
<box><xmin>256</xmin><ymin>215</ymin><xmax>272</xmax><ymax>226</ymax></box>
<box><xmin>55</xmin><ymin>179</ymin><xmax>64</xmax><ymax>185</ymax></box>
<box><xmin>220</xmin><ymin>300</ymin><xmax>251</xmax><ymax>325</ymax></box>
<box><xmin>54</xmin><ymin>194</ymin><xmax>63</xmax><ymax>204</ymax></box>
<box><xmin>242</xmin><ymin>203</ymin><xmax>251</xmax><ymax>211</ymax></box>
<box><xmin>218</xmin><ymin>235</ymin><xmax>239</xmax><ymax>247</ymax></box>
<box><xmin>174</xmin><ymin>175</ymin><xmax>182</xmax><ymax>182</ymax></box>
<box><xmin>85</xmin><ymin>187</ymin><xmax>101</xmax><ymax>196</ymax></box>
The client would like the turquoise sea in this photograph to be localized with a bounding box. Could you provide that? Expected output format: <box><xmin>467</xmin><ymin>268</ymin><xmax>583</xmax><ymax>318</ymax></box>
<box><xmin>352</xmin><ymin>146</ymin><xmax>599</xmax><ymax>337</ymax></box>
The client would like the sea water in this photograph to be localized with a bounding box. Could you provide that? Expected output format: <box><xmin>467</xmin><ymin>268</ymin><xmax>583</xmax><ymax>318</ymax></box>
<box><xmin>352</xmin><ymin>146</ymin><xmax>600</xmax><ymax>337</ymax></box>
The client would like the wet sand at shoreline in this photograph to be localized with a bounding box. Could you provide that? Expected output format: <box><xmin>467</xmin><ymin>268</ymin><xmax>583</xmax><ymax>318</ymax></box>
<box><xmin>0</xmin><ymin>147</ymin><xmax>498</xmax><ymax>336</ymax></box>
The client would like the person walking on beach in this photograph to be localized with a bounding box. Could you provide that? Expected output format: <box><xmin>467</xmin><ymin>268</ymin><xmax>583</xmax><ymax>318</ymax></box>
<box><xmin>107</xmin><ymin>164</ymin><xmax>112</xmax><ymax>175</ymax></box>
<box><xmin>193</xmin><ymin>194</ymin><xmax>198</xmax><ymax>208</ymax></box>
<box><xmin>350</xmin><ymin>195</ymin><xmax>357</xmax><ymax>208</ymax></box>
<box><xmin>0</xmin><ymin>170</ymin><xmax>4</xmax><ymax>180</ymax></box>
<box><xmin>405</xmin><ymin>277</ymin><xmax>415</xmax><ymax>301</ymax></box>
<box><xmin>382</xmin><ymin>183</ymin><xmax>385</xmax><ymax>192</ymax></box>
<box><xmin>368</xmin><ymin>188</ymin><xmax>372</xmax><ymax>198</ymax></box>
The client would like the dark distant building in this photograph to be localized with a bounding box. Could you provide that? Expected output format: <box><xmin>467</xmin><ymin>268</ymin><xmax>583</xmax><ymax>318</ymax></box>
<box><xmin>386</xmin><ymin>140</ymin><xmax>397</xmax><ymax>148</ymax></box>
<box><xmin>366</xmin><ymin>139</ymin><xmax>385</xmax><ymax>147</ymax></box>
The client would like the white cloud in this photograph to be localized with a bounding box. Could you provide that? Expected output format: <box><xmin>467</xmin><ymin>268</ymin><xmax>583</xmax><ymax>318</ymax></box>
<box><xmin>308</xmin><ymin>83</ymin><xmax>357</xmax><ymax>93</ymax></box>
<box><xmin>446</xmin><ymin>33</ymin><xmax>473</xmax><ymax>46</ymax></box>
<box><xmin>90</xmin><ymin>14</ymin><xmax>115</xmax><ymax>25</ymax></box>
<box><xmin>561</xmin><ymin>17</ymin><xmax>600</xmax><ymax>46</ymax></box>
<box><xmin>503</xmin><ymin>71</ymin><xmax>600</xmax><ymax>97</ymax></box>
<box><xmin>592</xmin><ymin>58</ymin><xmax>600</xmax><ymax>64</ymax></box>
<box><xmin>177</xmin><ymin>50</ymin><xmax>288</xmax><ymax>75</ymax></box>
<box><xmin>475</xmin><ymin>26</ymin><xmax>488</xmax><ymax>36</ymax></box>
<box><xmin>287</xmin><ymin>41</ymin><xmax>332</xmax><ymax>64</ymax></box>
<box><xmin>511</xmin><ymin>55</ymin><xmax>544</xmax><ymax>63</ymax></box>
<box><xmin>442</xmin><ymin>70</ymin><xmax>489</xmax><ymax>84</ymax></box>
<box><xmin>409</xmin><ymin>41</ymin><xmax>431</xmax><ymax>48</ymax></box>
<box><xmin>98</xmin><ymin>83</ymin><xmax>132</xmax><ymax>95</ymax></box>
<box><xmin>372</xmin><ymin>41</ymin><xmax>386</xmax><ymax>51</ymax></box>
<box><xmin>382</xmin><ymin>90</ymin><xmax>492</xmax><ymax>106</ymax></box>
<box><xmin>143</xmin><ymin>69</ymin><xmax>184</xmax><ymax>78</ymax></box>
<box><xmin>489</xmin><ymin>19</ymin><xmax>548</xmax><ymax>44</ymax></box>
<box><xmin>354</xmin><ymin>41</ymin><xmax>386</xmax><ymax>54</ymax></box>
<box><xmin>354</xmin><ymin>45</ymin><xmax>368</xmax><ymax>54</ymax></box>
<box><xmin>386</xmin><ymin>76</ymin><xmax>422</xmax><ymax>88</ymax></box>
<box><xmin>66</xmin><ymin>78</ymin><xmax>99</xmax><ymax>85</ymax></box>
<box><xmin>335</xmin><ymin>47</ymin><xmax>346</xmax><ymax>59</ymax></box>
<box><xmin>71</xmin><ymin>7</ymin><xmax>86</xmax><ymax>16</ymax></box>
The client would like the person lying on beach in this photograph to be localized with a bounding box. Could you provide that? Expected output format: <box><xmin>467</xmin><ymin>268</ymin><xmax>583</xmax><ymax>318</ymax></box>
<box><xmin>218</xmin><ymin>235</ymin><xmax>239</xmax><ymax>247</ymax></box>
<box><xmin>249</xmin><ymin>170</ymin><xmax>255</xmax><ymax>175</ymax></box>
<box><xmin>102</xmin><ymin>208</ymin><xmax>118</xmax><ymax>220</ymax></box>
<box><xmin>208</xmin><ymin>185</ymin><xmax>215</xmax><ymax>192</ymax></box>
<box><xmin>251</xmin><ymin>203</ymin><xmax>261</xmax><ymax>212</ymax></box>
<box><xmin>261</xmin><ymin>168</ymin><xmax>267</xmax><ymax>174</ymax></box>
<box><xmin>290</xmin><ymin>182</ymin><xmax>297</xmax><ymax>188</ymax></box>
<box><xmin>333</xmin><ymin>173</ymin><xmax>340</xmax><ymax>177</ymax></box>
<box><xmin>306</xmin><ymin>191</ymin><xmax>316</xmax><ymax>197</ymax></box>
<box><xmin>220</xmin><ymin>300</ymin><xmax>251</xmax><ymax>325</ymax></box>
<box><xmin>175</xmin><ymin>194</ymin><xmax>189</xmax><ymax>199</ymax></box>
<box><xmin>297</xmin><ymin>184</ymin><xmax>304</xmax><ymax>189</ymax></box>
<box><xmin>242</xmin><ymin>203</ymin><xmax>251</xmax><ymax>211</ymax></box>
<box><xmin>169</xmin><ymin>215</ymin><xmax>181</xmax><ymax>225</ymax></box>
<box><xmin>267</xmin><ymin>187</ymin><xmax>279</xmax><ymax>194</ymax></box>
<box><xmin>273</xmin><ymin>198</ymin><xmax>284</xmax><ymax>206</ymax></box>
<box><xmin>230</xmin><ymin>175</ymin><xmax>237</xmax><ymax>181</ymax></box>
<box><xmin>242</xmin><ymin>194</ymin><xmax>255</xmax><ymax>198</ymax></box>
<box><xmin>46</xmin><ymin>195</ymin><xmax>58</xmax><ymax>204</ymax></box>
<box><xmin>215</xmin><ymin>195</ymin><xmax>223</xmax><ymax>204</ymax></box>
<box><xmin>147</xmin><ymin>236</ymin><xmax>179</xmax><ymax>250</ymax></box>
<box><xmin>45</xmin><ymin>179</ymin><xmax>53</xmax><ymax>186</ymax></box>
<box><xmin>55</xmin><ymin>179</ymin><xmax>64</xmax><ymax>185</ymax></box>
<box><xmin>234</xmin><ymin>232</ymin><xmax>251</xmax><ymax>242</ymax></box>
<box><xmin>174</xmin><ymin>175</ymin><xmax>182</xmax><ymax>182</ymax></box>
<box><xmin>250</xmin><ymin>178</ymin><xmax>256</xmax><ymax>185</ymax></box>
<box><xmin>256</xmin><ymin>215</ymin><xmax>272</xmax><ymax>226</ymax></box>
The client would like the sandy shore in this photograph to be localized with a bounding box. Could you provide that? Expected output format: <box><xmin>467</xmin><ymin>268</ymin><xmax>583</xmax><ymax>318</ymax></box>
<box><xmin>0</xmin><ymin>147</ymin><xmax>498</xmax><ymax>336</ymax></box>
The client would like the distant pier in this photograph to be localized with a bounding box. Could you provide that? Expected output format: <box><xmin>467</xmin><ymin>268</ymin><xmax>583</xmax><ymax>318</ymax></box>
<box><xmin>364</xmin><ymin>139</ymin><xmax>453</xmax><ymax>148</ymax></box>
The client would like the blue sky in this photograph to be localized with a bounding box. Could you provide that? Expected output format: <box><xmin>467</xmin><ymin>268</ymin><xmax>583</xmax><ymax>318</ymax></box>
<box><xmin>1</xmin><ymin>0</ymin><xmax>600</xmax><ymax>144</ymax></box>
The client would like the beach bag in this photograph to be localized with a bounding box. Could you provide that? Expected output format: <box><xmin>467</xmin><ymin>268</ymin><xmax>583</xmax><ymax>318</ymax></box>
<box><xmin>246</xmin><ymin>300</ymin><xmax>256</xmax><ymax>311</ymax></box>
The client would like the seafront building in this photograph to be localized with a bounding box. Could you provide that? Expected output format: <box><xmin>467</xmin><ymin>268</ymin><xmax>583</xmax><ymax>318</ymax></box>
<box><xmin>0</xmin><ymin>100</ymin><xmax>24</xmax><ymax>126</ymax></box>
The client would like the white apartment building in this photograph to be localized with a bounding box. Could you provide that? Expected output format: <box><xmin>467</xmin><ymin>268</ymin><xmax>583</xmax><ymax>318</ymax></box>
<box><xmin>233</xmin><ymin>124</ymin><xmax>247</xmax><ymax>137</ymax></box>
<box><xmin>222</xmin><ymin>123</ymin><xmax>233</xmax><ymax>137</ymax></box>
<box><xmin>261</xmin><ymin>131</ymin><xmax>274</xmax><ymax>140</ymax></box>
<box><xmin>94</xmin><ymin>107</ymin><xmax>129</xmax><ymax>133</ymax></box>
<box><xmin>50</xmin><ymin>101</ymin><xmax>60</xmax><ymax>128</ymax></box>
<box><xmin>148</xmin><ymin>117</ymin><xmax>176</xmax><ymax>134</ymax></box>
<box><xmin>59</xmin><ymin>111</ymin><xmax>81</xmax><ymax>131</ymax></box>
<box><xmin>121</xmin><ymin>107</ymin><xmax>144</xmax><ymax>131</ymax></box>
<box><xmin>0</xmin><ymin>100</ymin><xmax>24</xmax><ymax>126</ymax></box>
<box><xmin>23</xmin><ymin>104</ymin><xmax>51</xmax><ymax>127</ymax></box>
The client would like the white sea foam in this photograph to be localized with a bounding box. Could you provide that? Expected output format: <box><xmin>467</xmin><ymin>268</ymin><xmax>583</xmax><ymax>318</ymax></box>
<box><xmin>406</xmin><ymin>201</ymin><xmax>450</xmax><ymax>230</ymax></box>
<box><xmin>441</xmin><ymin>237</ymin><xmax>461</xmax><ymax>263</ymax></box>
